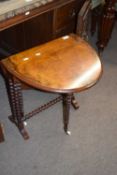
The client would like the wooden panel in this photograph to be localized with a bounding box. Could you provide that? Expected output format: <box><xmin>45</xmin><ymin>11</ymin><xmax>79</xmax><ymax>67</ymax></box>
<box><xmin>0</xmin><ymin>11</ymin><xmax>53</xmax><ymax>58</ymax></box>
<box><xmin>54</xmin><ymin>0</ymin><xmax>86</xmax><ymax>30</ymax></box>
<box><xmin>54</xmin><ymin>22</ymin><xmax>75</xmax><ymax>38</ymax></box>
<box><xmin>0</xmin><ymin>0</ymin><xmax>87</xmax><ymax>59</ymax></box>
<box><xmin>24</xmin><ymin>11</ymin><xmax>53</xmax><ymax>49</ymax></box>
<box><xmin>0</xmin><ymin>23</ymin><xmax>25</xmax><ymax>56</ymax></box>
<box><xmin>76</xmin><ymin>0</ymin><xmax>91</xmax><ymax>39</ymax></box>
<box><xmin>53</xmin><ymin>0</ymin><xmax>86</xmax><ymax>36</ymax></box>
<box><xmin>54</xmin><ymin>1</ymin><xmax>77</xmax><ymax>31</ymax></box>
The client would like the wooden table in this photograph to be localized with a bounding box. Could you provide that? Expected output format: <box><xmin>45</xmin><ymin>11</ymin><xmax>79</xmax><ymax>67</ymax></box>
<box><xmin>1</xmin><ymin>34</ymin><xmax>102</xmax><ymax>139</ymax></box>
<box><xmin>0</xmin><ymin>0</ymin><xmax>92</xmax><ymax>141</ymax></box>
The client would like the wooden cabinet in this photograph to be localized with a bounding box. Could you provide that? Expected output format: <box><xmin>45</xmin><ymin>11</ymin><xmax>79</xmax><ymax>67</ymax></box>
<box><xmin>0</xmin><ymin>24</ymin><xmax>25</xmax><ymax>57</ymax></box>
<box><xmin>53</xmin><ymin>0</ymin><xmax>85</xmax><ymax>37</ymax></box>
<box><xmin>24</xmin><ymin>11</ymin><xmax>53</xmax><ymax>49</ymax></box>
<box><xmin>0</xmin><ymin>11</ymin><xmax>53</xmax><ymax>57</ymax></box>
<box><xmin>0</xmin><ymin>0</ymin><xmax>86</xmax><ymax>59</ymax></box>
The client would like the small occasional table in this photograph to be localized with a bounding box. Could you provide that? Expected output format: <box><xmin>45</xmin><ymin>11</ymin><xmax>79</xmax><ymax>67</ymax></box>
<box><xmin>1</xmin><ymin>34</ymin><xmax>102</xmax><ymax>139</ymax></box>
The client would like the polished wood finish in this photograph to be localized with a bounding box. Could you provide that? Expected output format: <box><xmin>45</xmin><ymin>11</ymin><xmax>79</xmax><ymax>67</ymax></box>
<box><xmin>1</xmin><ymin>34</ymin><xmax>102</xmax><ymax>139</ymax></box>
<box><xmin>1</xmin><ymin>34</ymin><xmax>102</xmax><ymax>93</ymax></box>
<box><xmin>0</xmin><ymin>0</ymin><xmax>86</xmax><ymax>58</ymax></box>
<box><xmin>53</xmin><ymin>0</ymin><xmax>85</xmax><ymax>36</ymax></box>
<box><xmin>96</xmin><ymin>0</ymin><xmax>116</xmax><ymax>53</ymax></box>
<box><xmin>90</xmin><ymin>0</ymin><xmax>117</xmax><ymax>53</ymax></box>
<box><xmin>62</xmin><ymin>93</ymin><xmax>72</xmax><ymax>134</ymax></box>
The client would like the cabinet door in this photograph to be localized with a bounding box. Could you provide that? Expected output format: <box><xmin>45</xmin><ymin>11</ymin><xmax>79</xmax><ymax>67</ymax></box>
<box><xmin>53</xmin><ymin>0</ymin><xmax>86</xmax><ymax>37</ymax></box>
<box><xmin>24</xmin><ymin>11</ymin><xmax>53</xmax><ymax>49</ymax></box>
<box><xmin>0</xmin><ymin>23</ymin><xmax>25</xmax><ymax>58</ymax></box>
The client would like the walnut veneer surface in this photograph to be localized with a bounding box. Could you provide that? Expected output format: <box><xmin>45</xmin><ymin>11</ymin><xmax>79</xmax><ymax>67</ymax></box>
<box><xmin>1</xmin><ymin>34</ymin><xmax>102</xmax><ymax>93</ymax></box>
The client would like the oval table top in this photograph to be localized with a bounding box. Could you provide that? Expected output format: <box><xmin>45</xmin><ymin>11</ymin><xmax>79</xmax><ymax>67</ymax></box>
<box><xmin>1</xmin><ymin>34</ymin><xmax>102</xmax><ymax>93</ymax></box>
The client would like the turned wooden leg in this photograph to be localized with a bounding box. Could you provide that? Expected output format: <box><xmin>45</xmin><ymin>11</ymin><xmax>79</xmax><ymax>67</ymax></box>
<box><xmin>97</xmin><ymin>0</ymin><xmax>116</xmax><ymax>54</ymax></box>
<box><xmin>7</xmin><ymin>77</ymin><xmax>29</xmax><ymax>140</ymax></box>
<box><xmin>62</xmin><ymin>93</ymin><xmax>72</xmax><ymax>135</ymax></box>
<box><xmin>71</xmin><ymin>94</ymin><xmax>79</xmax><ymax>109</ymax></box>
<box><xmin>97</xmin><ymin>15</ymin><xmax>115</xmax><ymax>54</ymax></box>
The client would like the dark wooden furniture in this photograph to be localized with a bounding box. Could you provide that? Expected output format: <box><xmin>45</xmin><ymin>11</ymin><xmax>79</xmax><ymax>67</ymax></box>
<box><xmin>91</xmin><ymin>0</ymin><xmax>116</xmax><ymax>53</ymax></box>
<box><xmin>0</xmin><ymin>0</ymin><xmax>87</xmax><ymax>59</ymax></box>
<box><xmin>76</xmin><ymin>0</ymin><xmax>91</xmax><ymax>39</ymax></box>
<box><xmin>97</xmin><ymin>0</ymin><xmax>117</xmax><ymax>53</ymax></box>
<box><xmin>0</xmin><ymin>122</ymin><xmax>5</xmax><ymax>143</ymax></box>
<box><xmin>0</xmin><ymin>34</ymin><xmax>102</xmax><ymax>139</ymax></box>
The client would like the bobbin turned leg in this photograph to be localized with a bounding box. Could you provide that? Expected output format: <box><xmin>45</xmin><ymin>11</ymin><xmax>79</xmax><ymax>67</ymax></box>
<box><xmin>62</xmin><ymin>93</ymin><xmax>72</xmax><ymax>135</ymax></box>
<box><xmin>71</xmin><ymin>94</ymin><xmax>79</xmax><ymax>109</ymax></box>
<box><xmin>7</xmin><ymin>77</ymin><xmax>29</xmax><ymax>140</ymax></box>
